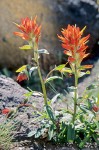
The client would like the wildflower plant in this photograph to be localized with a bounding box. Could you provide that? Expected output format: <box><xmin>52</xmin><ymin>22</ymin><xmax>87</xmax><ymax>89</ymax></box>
<box><xmin>14</xmin><ymin>17</ymin><xmax>48</xmax><ymax>104</ymax></box>
<box><xmin>14</xmin><ymin>17</ymin><xmax>99</xmax><ymax>148</ymax></box>
<box><xmin>58</xmin><ymin>25</ymin><xmax>93</xmax><ymax>123</ymax></box>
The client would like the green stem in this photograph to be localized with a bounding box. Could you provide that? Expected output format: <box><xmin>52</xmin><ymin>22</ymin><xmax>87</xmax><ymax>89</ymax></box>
<box><xmin>37</xmin><ymin>61</ymin><xmax>48</xmax><ymax>105</ymax></box>
<box><xmin>33</xmin><ymin>43</ymin><xmax>48</xmax><ymax>106</ymax></box>
<box><xmin>73</xmin><ymin>66</ymin><xmax>78</xmax><ymax>123</ymax></box>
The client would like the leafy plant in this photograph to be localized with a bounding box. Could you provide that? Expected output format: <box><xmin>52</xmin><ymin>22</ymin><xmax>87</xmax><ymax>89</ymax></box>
<box><xmin>14</xmin><ymin>17</ymin><xmax>99</xmax><ymax>149</ymax></box>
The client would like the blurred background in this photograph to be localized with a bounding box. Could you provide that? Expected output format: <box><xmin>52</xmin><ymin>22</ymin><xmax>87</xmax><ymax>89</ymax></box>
<box><xmin>0</xmin><ymin>0</ymin><xmax>99</xmax><ymax>96</ymax></box>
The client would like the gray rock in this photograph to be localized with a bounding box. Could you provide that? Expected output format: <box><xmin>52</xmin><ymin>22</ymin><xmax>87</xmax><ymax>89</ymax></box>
<box><xmin>0</xmin><ymin>75</ymin><xmax>27</xmax><ymax>106</ymax></box>
<box><xmin>0</xmin><ymin>75</ymin><xmax>43</xmax><ymax>137</ymax></box>
<box><xmin>56</xmin><ymin>0</ymin><xmax>99</xmax><ymax>49</ymax></box>
<box><xmin>0</xmin><ymin>0</ymin><xmax>99</xmax><ymax>71</ymax></box>
<box><xmin>0</xmin><ymin>75</ymin><xmax>43</xmax><ymax>107</ymax></box>
<box><xmin>78</xmin><ymin>59</ymin><xmax>99</xmax><ymax>95</ymax></box>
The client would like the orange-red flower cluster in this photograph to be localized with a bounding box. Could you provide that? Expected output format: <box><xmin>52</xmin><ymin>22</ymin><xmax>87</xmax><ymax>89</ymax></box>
<box><xmin>17</xmin><ymin>72</ymin><xmax>28</xmax><ymax>82</ymax></box>
<box><xmin>2</xmin><ymin>108</ymin><xmax>10</xmax><ymax>114</ymax></box>
<box><xmin>14</xmin><ymin>16</ymin><xmax>41</xmax><ymax>43</ymax></box>
<box><xmin>58</xmin><ymin>25</ymin><xmax>93</xmax><ymax>69</ymax></box>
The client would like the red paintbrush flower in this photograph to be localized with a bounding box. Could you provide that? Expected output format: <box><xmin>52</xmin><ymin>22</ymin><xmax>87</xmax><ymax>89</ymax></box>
<box><xmin>14</xmin><ymin>16</ymin><xmax>41</xmax><ymax>43</ymax></box>
<box><xmin>92</xmin><ymin>105</ymin><xmax>99</xmax><ymax>112</ymax></box>
<box><xmin>58</xmin><ymin>25</ymin><xmax>92</xmax><ymax>69</ymax></box>
<box><xmin>2</xmin><ymin>108</ymin><xmax>10</xmax><ymax>114</ymax></box>
<box><xmin>17</xmin><ymin>72</ymin><xmax>28</xmax><ymax>82</ymax></box>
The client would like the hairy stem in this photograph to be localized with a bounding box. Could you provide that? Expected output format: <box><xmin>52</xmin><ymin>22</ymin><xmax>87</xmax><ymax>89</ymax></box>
<box><xmin>37</xmin><ymin>61</ymin><xmax>48</xmax><ymax>105</ymax></box>
<box><xmin>73</xmin><ymin>66</ymin><xmax>78</xmax><ymax>123</ymax></box>
<box><xmin>33</xmin><ymin>43</ymin><xmax>48</xmax><ymax>106</ymax></box>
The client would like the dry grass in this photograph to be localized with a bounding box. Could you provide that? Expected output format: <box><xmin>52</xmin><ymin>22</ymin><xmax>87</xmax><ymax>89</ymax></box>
<box><xmin>0</xmin><ymin>121</ymin><xmax>14</xmax><ymax>150</ymax></box>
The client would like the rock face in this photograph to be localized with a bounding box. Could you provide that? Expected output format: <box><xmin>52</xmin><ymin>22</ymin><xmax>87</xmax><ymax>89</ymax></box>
<box><xmin>0</xmin><ymin>75</ymin><xmax>43</xmax><ymax>135</ymax></box>
<box><xmin>78</xmin><ymin>59</ymin><xmax>99</xmax><ymax>95</ymax></box>
<box><xmin>0</xmin><ymin>0</ymin><xmax>59</xmax><ymax>70</ymax></box>
<box><xmin>0</xmin><ymin>75</ymin><xmax>42</xmax><ymax>108</ymax></box>
<box><xmin>0</xmin><ymin>0</ymin><xmax>99</xmax><ymax>70</ymax></box>
<box><xmin>56</xmin><ymin>0</ymin><xmax>99</xmax><ymax>49</ymax></box>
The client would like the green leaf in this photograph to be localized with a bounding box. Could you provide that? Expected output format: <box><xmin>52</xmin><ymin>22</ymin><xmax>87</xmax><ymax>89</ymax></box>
<box><xmin>19</xmin><ymin>45</ymin><xmax>32</xmax><ymax>50</ymax></box>
<box><xmin>79</xmin><ymin>104</ymin><xmax>90</xmax><ymax>113</ymax></box>
<box><xmin>35</xmin><ymin>128</ymin><xmax>46</xmax><ymax>138</ymax></box>
<box><xmin>61</xmin><ymin>67</ymin><xmax>72</xmax><ymax>73</ymax></box>
<box><xmin>38</xmin><ymin>49</ymin><xmax>49</xmax><ymax>54</ymax></box>
<box><xmin>48</xmin><ymin>124</ymin><xmax>55</xmax><ymax>140</ymax></box>
<box><xmin>86</xmin><ymin>84</ymin><xmax>97</xmax><ymax>90</ymax></box>
<box><xmin>92</xmin><ymin>134</ymin><xmax>99</xmax><ymax>144</ymax></box>
<box><xmin>45</xmin><ymin>76</ymin><xmax>63</xmax><ymax>84</ymax></box>
<box><xmin>86</xmin><ymin>70</ymin><xmax>90</xmax><ymax>74</ymax></box>
<box><xmin>58</xmin><ymin>122</ymin><xmax>67</xmax><ymax>140</ymax></box>
<box><xmin>79</xmin><ymin>134</ymin><xmax>90</xmax><ymax>148</ymax></box>
<box><xmin>75</xmin><ymin>123</ymin><xmax>84</xmax><ymax>129</ymax></box>
<box><xmin>27</xmin><ymin>130</ymin><xmax>37</xmax><ymax>137</ymax></box>
<box><xmin>2</xmin><ymin>68</ymin><xmax>10</xmax><ymax>77</ymax></box>
<box><xmin>29</xmin><ymin>66</ymin><xmax>38</xmax><ymax>76</ymax></box>
<box><xmin>67</xmin><ymin>124</ymin><xmax>75</xmax><ymax>143</ymax></box>
<box><xmin>46</xmin><ymin>105</ymin><xmax>55</xmax><ymax>122</ymax></box>
<box><xmin>51</xmin><ymin>93</ymin><xmax>61</xmax><ymax>104</ymax></box>
<box><xmin>16</xmin><ymin>65</ymin><xmax>27</xmax><ymax>72</ymax></box>
<box><xmin>24</xmin><ymin>91</ymin><xmax>33</xmax><ymax>98</ymax></box>
<box><xmin>79</xmin><ymin>72</ymin><xmax>86</xmax><ymax>77</ymax></box>
<box><xmin>87</xmin><ymin>99</ymin><xmax>93</xmax><ymax>110</ymax></box>
<box><xmin>55</xmin><ymin>64</ymin><xmax>66</xmax><ymax>71</ymax></box>
<box><xmin>96</xmin><ymin>98</ymin><xmax>99</xmax><ymax>105</ymax></box>
<box><xmin>79</xmin><ymin>71</ymin><xmax>90</xmax><ymax>77</ymax></box>
<box><xmin>68</xmin><ymin>86</ymin><xmax>77</xmax><ymax>91</ymax></box>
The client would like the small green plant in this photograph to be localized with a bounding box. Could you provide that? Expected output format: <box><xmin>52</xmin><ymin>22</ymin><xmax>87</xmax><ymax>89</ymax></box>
<box><xmin>0</xmin><ymin>120</ymin><xmax>14</xmax><ymax>150</ymax></box>
<box><xmin>14</xmin><ymin>17</ymin><xmax>99</xmax><ymax>148</ymax></box>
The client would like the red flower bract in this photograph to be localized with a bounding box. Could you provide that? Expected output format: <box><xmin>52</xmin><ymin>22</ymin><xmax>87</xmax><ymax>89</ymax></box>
<box><xmin>17</xmin><ymin>72</ymin><xmax>28</xmax><ymax>82</ymax></box>
<box><xmin>2</xmin><ymin>108</ymin><xmax>10</xmax><ymax>114</ymax></box>
<box><xmin>92</xmin><ymin>105</ymin><xmax>99</xmax><ymax>112</ymax></box>
<box><xmin>14</xmin><ymin>16</ymin><xmax>41</xmax><ymax>43</ymax></box>
<box><xmin>58</xmin><ymin>25</ymin><xmax>92</xmax><ymax>69</ymax></box>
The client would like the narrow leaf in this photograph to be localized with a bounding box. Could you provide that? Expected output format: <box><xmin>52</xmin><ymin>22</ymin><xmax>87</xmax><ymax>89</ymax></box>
<box><xmin>92</xmin><ymin>134</ymin><xmax>99</xmax><ymax>144</ymax></box>
<box><xmin>16</xmin><ymin>65</ymin><xmax>27</xmax><ymax>73</ymax></box>
<box><xmin>86</xmin><ymin>84</ymin><xmax>96</xmax><ymax>90</ymax></box>
<box><xmin>79</xmin><ymin>71</ymin><xmax>90</xmax><ymax>77</ymax></box>
<box><xmin>27</xmin><ymin>130</ymin><xmax>37</xmax><ymax>137</ymax></box>
<box><xmin>79</xmin><ymin>104</ymin><xmax>90</xmax><ymax>113</ymax></box>
<box><xmin>45</xmin><ymin>76</ymin><xmax>63</xmax><ymax>84</ymax></box>
<box><xmin>79</xmin><ymin>134</ymin><xmax>90</xmax><ymax>148</ymax></box>
<box><xmin>55</xmin><ymin>64</ymin><xmax>66</xmax><ymax>71</ymax></box>
<box><xmin>67</xmin><ymin>124</ymin><xmax>75</xmax><ymax>142</ymax></box>
<box><xmin>96</xmin><ymin>98</ymin><xmax>99</xmax><ymax>105</ymax></box>
<box><xmin>38</xmin><ymin>49</ymin><xmax>49</xmax><ymax>54</ymax></box>
<box><xmin>68</xmin><ymin>86</ymin><xmax>77</xmax><ymax>91</ymax></box>
<box><xmin>46</xmin><ymin>105</ymin><xmax>55</xmax><ymax>121</ymax></box>
<box><xmin>24</xmin><ymin>91</ymin><xmax>33</xmax><ymax>98</ymax></box>
<box><xmin>51</xmin><ymin>93</ymin><xmax>61</xmax><ymax>104</ymax></box>
<box><xmin>19</xmin><ymin>45</ymin><xmax>32</xmax><ymax>50</ymax></box>
<box><xmin>29</xmin><ymin>67</ymin><xmax>38</xmax><ymax>76</ymax></box>
<box><xmin>48</xmin><ymin>124</ymin><xmax>55</xmax><ymax>140</ymax></box>
<box><xmin>61</xmin><ymin>67</ymin><xmax>72</xmax><ymax>73</ymax></box>
<box><xmin>86</xmin><ymin>70</ymin><xmax>90</xmax><ymax>74</ymax></box>
<box><xmin>35</xmin><ymin>128</ymin><xmax>47</xmax><ymax>138</ymax></box>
